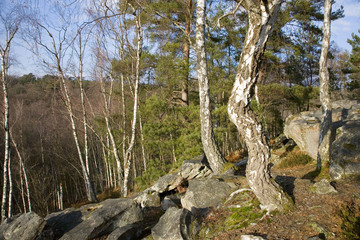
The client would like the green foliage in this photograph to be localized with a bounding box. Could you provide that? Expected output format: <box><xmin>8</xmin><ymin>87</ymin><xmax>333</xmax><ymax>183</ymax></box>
<box><xmin>279</xmin><ymin>151</ymin><xmax>313</xmax><ymax>168</ymax></box>
<box><xmin>225</xmin><ymin>201</ymin><xmax>266</xmax><ymax>229</ymax></box>
<box><xmin>135</xmin><ymin>158</ymin><xmax>167</xmax><ymax>191</ymax></box>
<box><xmin>347</xmin><ymin>29</ymin><xmax>360</xmax><ymax>90</ymax></box>
<box><xmin>141</xmin><ymin>94</ymin><xmax>202</xmax><ymax>167</ymax></box>
<box><xmin>251</xmin><ymin>84</ymin><xmax>319</xmax><ymax>138</ymax></box>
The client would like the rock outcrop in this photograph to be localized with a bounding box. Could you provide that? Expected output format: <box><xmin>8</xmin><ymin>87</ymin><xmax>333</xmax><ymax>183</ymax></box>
<box><xmin>181</xmin><ymin>178</ymin><xmax>234</xmax><ymax>216</ymax></box>
<box><xmin>0</xmin><ymin>212</ymin><xmax>45</xmax><ymax>240</ymax></box>
<box><xmin>0</xmin><ymin>156</ymin><xmax>240</xmax><ymax>240</ymax></box>
<box><xmin>284</xmin><ymin>99</ymin><xmax>360</xmax><ymax>179</ymax></box>
<box><xmin>151</xmin><ymin>207</ymin><xmax>193</xmax><ymax>240</ymax></box>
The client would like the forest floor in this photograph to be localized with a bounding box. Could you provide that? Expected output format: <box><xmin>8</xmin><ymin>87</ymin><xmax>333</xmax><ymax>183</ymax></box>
<box><xmin>198</xmin><ymin>164</ymin><xmax>360</xmax><ymax>240</ymax></box>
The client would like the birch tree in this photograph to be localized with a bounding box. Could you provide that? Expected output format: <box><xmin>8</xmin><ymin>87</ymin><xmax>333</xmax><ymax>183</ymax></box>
<box><xmin>0</xmin><ymin>7</ymin><xmax>20</xmax><ymax>222</ymax></box>
<box><xmin>24</xmin><ymin>13</ymin><xmax>98</xmax><ymax>202</ymax></box>
<box><xmin>317</xmin><ymin>0</ymin><xmax>332</xmax><ymax>171</ymax></box>
<box><xmin>226</xmin><ymin>0</ymin><xmax>292</xmax><ymax>211</ymax></box>
<box><xmin>196</xmin><ymin>0</ymin><xmax>225</xmax><ymax>174</ymax></box>
<box><xmin>123</xmin><ymin>3</ymin><xmax>142</xmax><ymax>197</ymax></box>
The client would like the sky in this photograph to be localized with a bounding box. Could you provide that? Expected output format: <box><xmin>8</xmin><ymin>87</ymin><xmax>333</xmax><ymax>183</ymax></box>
<box><xmin>332</xmin><ymin>0</ymin><xmax>360</xmax><ymax>51</ymax></box>
<box><xmin>4</xmin><ymin>0</ymin><xmax>360</xmax><ymax>77</ymax></box>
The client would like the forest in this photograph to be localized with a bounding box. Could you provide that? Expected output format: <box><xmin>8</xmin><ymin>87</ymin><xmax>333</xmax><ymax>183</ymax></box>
<box><xmin>1</xmin><ymin>0</ymin><xmax>360</xmax><ymax>221</ymax></box>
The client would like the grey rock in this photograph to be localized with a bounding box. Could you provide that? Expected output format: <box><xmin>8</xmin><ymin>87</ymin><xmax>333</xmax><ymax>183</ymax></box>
<box><xmin>180</xmin><ymin>159</ymin><xmax>212</xmax><ymax>180</ymax></box>
<box><xmin>0</xmin><ymin>212</ymin><xmax>45</xmax><ymax>240</ymax></box>
<box><xmin>151</xmin><ymin>207</ymin><xmax>193</xmax><ymax>240</ymax></box>
<box><xmin>240</xmin><ymin>235</ymin><xmax>266</xmax><ymax>240</ymax></box>
<box><xmin>181</xmin><ymin>178</ymin><xmax>233</xmax><ymax>216</ymax></box>
<box><xmin>331</xmin><ymin>99</ymin><xmax>360</xmax><ymax>110</ymax></box>
<box><xmin>106</xmin><ymin>223</ymin><xmax>145</xmax><ymax>240</ymax></box>
<box><xmin>284</xmin><ymin>111</ymin><xmax>321</xmax><ymax>160</ymax></box>
<box><xmin>57</xmin><ymin>199</ymin><xmax>140</xmax><ymax>240</ymax></box>
<box><xmin>313</xmin><ymin>179</ymin><xmax>337</xmax><ymax>194</ymax></box>
<box><xmin>149</xmin><ymin>172</ymin><xmax>183</xmax><ymax>193</ymax></box>
<box><xmin>307</xmin><ymin>237</ymin><xmax>323</xmax><ymax>240</ymax></box>
<box><xmin>284</xmin><ymin>100</ymin><xmax>360</xmax><ymax>179</ymax></box>
<box><xmin>161</xmin><ymin>195</ymin><xmax>181</xmax><ymax>211</ymax></box>
<box><xmin>134</xmin><ymin>191</ymin><xmax>161</xmax><ymax>208</ymax></box>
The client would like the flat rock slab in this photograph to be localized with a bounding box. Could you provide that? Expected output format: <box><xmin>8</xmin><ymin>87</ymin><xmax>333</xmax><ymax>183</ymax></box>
<box><xmin>181</xmin><ymin>178</ymin><xmax>234</xmax><ymax>215</ymax></box>
<box><xmin>56</xmin><ymin>198</ymin><xmax>138</xmax><ymax>240</ymax></box>
<box><xmin>313</xmin><ymin>179</ymin><xmax>337</xmax><ymax>195</ymax></box>
<box><xmin>0</xmin><ymin>212</ymin><xmax>45</xmax><ymax>240</ymax></box>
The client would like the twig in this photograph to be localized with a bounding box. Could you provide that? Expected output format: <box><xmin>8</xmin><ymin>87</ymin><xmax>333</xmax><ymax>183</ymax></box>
<box><xmin>216</xmin><ymin>0</ymin><xmax>244</xmax><ymax>28</ymax></box>
<box><xmin>225</xmin><ymin>188</ymin><xmax>252</xmax><ymax>204</ymax></box>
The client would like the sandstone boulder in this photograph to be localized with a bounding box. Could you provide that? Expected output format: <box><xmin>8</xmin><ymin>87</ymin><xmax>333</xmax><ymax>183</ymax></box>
<box><xmin>0</xmin><ymin>212</ymin><xmax>45</xmax><ymax>240</ymax></box>
<box><xmin>284</xmin><ymin>100</ymin><xmax>360</xmax><ymax>179</ymax></box>
<box><xmin>181</xmin><ymin>178</ymin><xmax>234</xmax><ymax>216</ymax></box>
<box><xmin>151</xmin><ymin>207</ymin><xmax>193</xmax><ymax>240</ymax></box>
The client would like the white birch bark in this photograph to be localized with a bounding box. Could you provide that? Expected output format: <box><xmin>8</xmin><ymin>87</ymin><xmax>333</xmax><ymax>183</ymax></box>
<box><xmin>0</xmin><ymin>25</ymin><xmax>18</xmax><ymax>222</ymax></box>
<box><xmin>77</xmin><ymin>31</ymin><xmax>90</xmax><ymax>175</ymax></box>
<box><xmin>7</xmin><ymin>156</ymin><xmax>12</xmax><ymax>218</ymax></box>
<box><xmin>196</xmin><ymin>0</ymin><xmax>226</xmax><ymax>174</ymax></box>
<box><xmin>11</xmin><ymin>135</ymin><xmax>31</xmax><ymax>212</ymax></box>
<box><xmin>123</xmin><ymin>6</ymin><xmax>142</xmax><ymax>197</ymax></box>
<box><xmin>32</xmin><ymin>23</ymin><xmax>98</xmax><ymax>203</ymax></box>
<box><xmin>317</xmin><ymin>0</ymin><xmax>333</xmax><ymax>170</ymax></box>
<box><xmin>138</xmin><ymin>113</ymin><xmax>147</xmax><ymax>171</ymax></box>
<box><xmin>227</xmin><ymin>0</ymin><xmax>292</xmax><ymax>211</ymax></box>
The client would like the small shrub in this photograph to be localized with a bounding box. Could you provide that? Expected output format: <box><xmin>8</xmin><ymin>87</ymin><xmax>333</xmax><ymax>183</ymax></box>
<box><xmin>279</xmin><ymin>151</ymin><xmax>313</xmax><ymax>168</ymax></box>
<box><xmin>339</xmin><ymin>199</ymin><xmax>360</xmax><ymax>239</ymax></box>
<box><xmin>97</xmin><ymin>188</ymin><xmax>121</xmax><ymax>202</ymax></box>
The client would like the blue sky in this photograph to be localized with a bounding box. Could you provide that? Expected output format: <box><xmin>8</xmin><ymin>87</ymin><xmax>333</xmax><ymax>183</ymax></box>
<box><xmin>332</xmin><ymin>0</ymin><xmax>360</xmax><ymax>51</ymax></box>
<box><xmin>5</xmin><ymin>0</ymin><xmax>360</xmax><ymax>76</ymax></box>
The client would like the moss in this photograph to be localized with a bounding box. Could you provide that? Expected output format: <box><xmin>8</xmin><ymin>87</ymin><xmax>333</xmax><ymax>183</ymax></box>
<box><xmin>224</xmin><ymin>198</ymin><xmax>266</xmax><ymax>230</ymax></box>
<box><xmin>278</xmin><ymin>151</ymin><xmax>313</xmax><ymax>168</ymax></box>
<box><xmin>221</xmin><ymin>162</ymin><xmax>238</xmax><ymax>174</ymax></box>
<box><xmin>336</xmin><ymin>128</ymin><xmax>343</xmax><ymax>136</ymax></box>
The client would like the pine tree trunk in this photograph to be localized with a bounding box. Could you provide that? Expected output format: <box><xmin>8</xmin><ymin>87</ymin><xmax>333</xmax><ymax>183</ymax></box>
<box><xmin>196</xmin><ymin>0</ymin><xmax>225</xmax><ymax>174</ymax></box>
<box><xmin>181</xmin><ymin>0</ymin><xmax>193</xmax><ymax>106</ymax></box>
<box><xmin>227</xmin><ymin>0</ymin><xmax>292</xmax><ymax>212</ymax></box>
<box><xmin>317</xmin><ymin>0</ymin><xmax>332</xmax><ymax>171</ymax></box>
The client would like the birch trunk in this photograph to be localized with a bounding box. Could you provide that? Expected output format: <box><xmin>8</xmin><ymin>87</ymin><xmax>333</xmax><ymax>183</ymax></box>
<box><xmin>32</xmin><ymin>23</ymin><xmax>98</xmax><ymax>203</ymax></box>
<box><xmin>196</xmin><ymin>0</ymin><xmax>225</xmax><ymax>174</ymax></box>
<box><xmin>227</xmin><ymin>0</ymin><xmax>292</xmax><ymax>211</ymax></box>
<box><xmin>60</xmin><ymin>73</ymin><xmax>98</xmax><ymax>202</ymax></box>
<box><xmin>139</xmin><ymin>113</ymin><xmax>147</xmax><ymax>171</ymax></box>
<box><xmin>11</xmin><ymin>135</ymin><xmax>31</xmax><ymax>212</ymax></box>
<box><xmin>123</xmin><ymin>7</ymin><xmax>142</xmax><ymax>197</ymax></box>
<box><xmin>1</xmin><ymin>53</ymin><xmax>10</xmax><ymax>222</ymax></box>
<box><xmin>78</xmin><ymin>31</ymin><xmax>90</xmax><ymax>175</ymax></box>
<box><xmin>0</xmin><ymin>26</ymin><xmax>17</xmax><ymax>222</ymax></box>
<box><xmin>317</xmin><ymin>0</ymin><xmax>332</xmax><ymax>171</ymax></box>
<box><xmin>7</xmin><ymin>156</ymin><xmax>12</xmax><ymax>218</ymax></box>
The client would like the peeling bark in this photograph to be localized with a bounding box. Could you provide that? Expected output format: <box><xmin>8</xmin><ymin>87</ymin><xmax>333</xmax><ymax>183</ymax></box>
<box><xmin>196</xmin><ymin>0</ymin><xmax>225</xmax><ymax>174</ymax></box>
<box><xmin>317</xmin><ymin>0</ymin><xmax>332</xmax><ymax>171</ymax></box>
<box><xmin>227</xmin><ymin>0</ymin><xmax>292</xmax><ymax>211</ymax></box>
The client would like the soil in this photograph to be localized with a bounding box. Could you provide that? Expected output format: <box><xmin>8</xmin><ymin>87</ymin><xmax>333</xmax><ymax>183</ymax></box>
<box><xmin>202</xmin><ymin>164</ymin><xmax>360</xmax><ymax>240</ymax></box>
